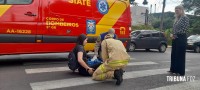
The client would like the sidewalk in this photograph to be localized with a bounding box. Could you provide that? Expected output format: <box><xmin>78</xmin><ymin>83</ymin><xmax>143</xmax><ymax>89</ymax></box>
<box><xmin>168</xmin><ymin>46</ymin><xmax>172</xmax><ymax>48</ymax></box>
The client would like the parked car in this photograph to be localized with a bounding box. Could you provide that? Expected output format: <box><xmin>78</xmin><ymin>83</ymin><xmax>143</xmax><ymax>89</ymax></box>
<box><xmin>187</xmin><ymin>35</ymin><xmax>200</xmax><ymax>53</ymax></box>
<box><xmin>127</xmin><ymin>30</ymin><xmax>168</xmax><ymax>53</ymax></box>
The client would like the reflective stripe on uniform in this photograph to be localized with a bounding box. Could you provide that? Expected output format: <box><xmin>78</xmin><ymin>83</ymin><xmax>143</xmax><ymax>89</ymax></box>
<box><xmin>99</xmin><ymin>74</ymin><xmax>106</xmax><ymax>80</ymax></box>
<box><xmin>108</xmin><ymin>60</ymin><xmax>129</xmax><ymax>68</ymax></box>
<box><xmin>100</xmin><ymin>64</ymin><xmax>106</xmax><ymax>73</ymax></box>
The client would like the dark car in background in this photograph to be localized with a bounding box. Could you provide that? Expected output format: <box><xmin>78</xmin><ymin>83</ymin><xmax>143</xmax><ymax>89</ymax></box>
<box><xmin>127</xmin><ymin>30</ymin><xmax>168</xmax><ymax>53</ymax></box>
<box><xmin>187</xmin><ymin>35</ymin><xmax>200</xmax><ymax>53</ymax></box>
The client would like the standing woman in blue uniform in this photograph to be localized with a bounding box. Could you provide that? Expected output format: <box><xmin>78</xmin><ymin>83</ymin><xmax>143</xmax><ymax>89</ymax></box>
<box><xmin>169</xmin><ymin>5</ymin><xmax>189</xmax><ymax>76</ymax></box>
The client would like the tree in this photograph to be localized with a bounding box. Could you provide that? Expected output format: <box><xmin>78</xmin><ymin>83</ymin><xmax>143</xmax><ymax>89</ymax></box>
<box><xmin>151</xmin><ymin>10</ymin><xmax>200</xmax><ymax>35</ymax></box>
<box><xmin>151</xmin><ymin>12</ymin><xmax>174</xmax><ymax>30</ymax></box>
<box><xmin>191</xmin><ymin>19</ymin><xmax>200</xmax><ymax>34</ymax></box>
<box><xmin>152</xmin><ymin>18</ymin><xmax>160</xmax><ymax>29</ymax></box>
<box><xmin>131</xmin><ymin>25</ymin><xmax>154</xmax><ymax>31</ymax></box>
<box><xmin>182</xmin><ymin>0</ymin><xmax>200</xmax><ymax>15</ymax></box>
<box><xmin>187</xmin><ymin>15</ymin><xmax>200</xmax><ymax>35</ymax></box>
<box><xmin>165</xmin><ymin>29</ymin><xmax>172</xmax><ymax>45</ymax></box>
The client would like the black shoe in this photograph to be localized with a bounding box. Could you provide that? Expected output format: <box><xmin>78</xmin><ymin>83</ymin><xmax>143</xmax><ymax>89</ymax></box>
<box><xmin>167</xmin><ymin>70</ymin><xmax>173</xmax><ymax>73</ymax></box>
<box><xmin>172</xmin><ymin>73</ymin><xmax>177</xmax><ymax>75</ymax></box>
<box><xmin>114</xmin><ymin>69</ymin><xmax>123</xmax><ymax>85</ymax></box>
<box><xmin>176</xmin><ymin>73</ymin><xmax>185</xmax><ymax>76</ymax></box>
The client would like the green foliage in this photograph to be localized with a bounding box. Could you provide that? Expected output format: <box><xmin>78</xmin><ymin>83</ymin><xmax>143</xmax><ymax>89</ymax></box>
<box><xmin>151</xmin><ymin>18</ymin><xmax>160</xmax><ymax>29</ymax></box>
<box><xmin>131</xmin><ymin>25</ymin><xmax>154</xmax><ymax>31</ymax></box>
<box><xmin>182</xmin><ymin>0</ymin><xmax>200</xmax><ymax>34</ymax></box>
<box><xmin>151</xmin><ymin>12</ymin><xmax>200</xmax><ymax>35</ymax></box>
<box><xmin>163</xmin><ymin>18</ymin><xmax>174</xmax><ymax>30</ymax></box>
<box><xmin>151</xmin><ymin>12</ymin><xmax>174</xmax><ymax>30</ymax></box>
<box><xmin>152</xmin><ymin>16</ymin><xmax>174</xmax><ymax>30</ymax></box>
<box><xmin>189</xmin><ymin>15</ymin><xmax>200</xmax><ymax>34</ymax></box>
<box><xmin>164</xmin><ymin>29</ymin><xmax>172</xmax><ymax>45</ymax></box>
<box><xmin>182</xmin><ymin>0</ymin><xmax>200</xmax><ymax>15</ymax></box>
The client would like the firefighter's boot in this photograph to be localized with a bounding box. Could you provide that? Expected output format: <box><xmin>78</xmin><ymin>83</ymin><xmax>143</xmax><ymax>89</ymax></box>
<box><xmin>114</xmin><ymin>69</ymin><xmax>123</xmax><ymax>85</ymax></box>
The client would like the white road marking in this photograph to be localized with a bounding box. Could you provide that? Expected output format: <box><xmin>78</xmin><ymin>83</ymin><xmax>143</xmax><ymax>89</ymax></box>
<box><xmin>30</xmin><ymin>68</ymin><xmax>170</xmax><ymax>90</ymax></box>
<box><xmin>150</xmin><ymin>80</ymin><xmax>200</xmax><ymax>90</ymax></box>
<box><xmin>162</xmin><ymin>60</ymin><xmax>191</xmax><ymax>63</ymax></box>
<box><xmin>130</xmin><ymin>58</ymin><xmax>136</xmax><ymax>60</ymax></box>
<box><xmin>25</xmin><ymin>61</ymin><xmax>158</xmax><ymax>74</ymax></box>
<box><xmin>25</xmin><ymin>67</ymin><xmax>69</xmax><ymax>74</ymax></box>
<box><xmin>128</xmin><ymin>61</ymin><xmax>157</xmax><ymax>66</ymax></box>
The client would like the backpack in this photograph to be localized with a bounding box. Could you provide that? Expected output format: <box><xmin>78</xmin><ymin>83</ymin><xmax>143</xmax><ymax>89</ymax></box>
<box><xmin>67</xmin><ymin>49</ymin><xmax>79</xmax><ymax>72</ymax></box>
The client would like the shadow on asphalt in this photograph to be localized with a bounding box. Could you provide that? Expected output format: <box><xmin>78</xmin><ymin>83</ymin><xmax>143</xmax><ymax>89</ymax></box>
<box><xmin>0</xmin><ymin>58</ymin><xmax>67</xmax><ymax>66</ymax></box>
<box><xmin>0</xmin><ymin>53</ymin><xmax>68</xmax><ymax>65</ymax></box>
<box><xmin>0</xmin><ymin>60</ymin><xmax>24</xmax><ymax>66</ymax></box>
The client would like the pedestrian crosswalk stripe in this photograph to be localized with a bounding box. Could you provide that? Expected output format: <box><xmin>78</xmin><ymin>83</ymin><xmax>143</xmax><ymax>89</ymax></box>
<box><xmin>30</xmin><ymin>68</ymin><xmax>169</xmax><ymax>90</ymax></box>
<box><xmin>162</xmin><ymin>60</ymin><xmax>191</xmax><ymax>63</ymax></box>
<box><xmin>149</xmin><ymin>80</ymin><xmax>200</xmax><ymax>90</ymax></box>
<box><xmin>25</xmin><ymin>61</ymin><xmax>158</xmax><ymax>74</ymax></box>
<box><xmin>130</xmin><ymin>58</ymin><xmax>135</xmax><ymax>60</ymax></box>
<box><xmin>25</xmin><ymin>67</ymin><xmax>69</xmax><ymax>74</ymax></box>
<box><xmin>128</xmin><ymin>61</ymin><xmax>157</xmax><ymax>66</ymax></box>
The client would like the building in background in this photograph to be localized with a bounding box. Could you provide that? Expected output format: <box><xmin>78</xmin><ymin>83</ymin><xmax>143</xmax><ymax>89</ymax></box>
<box><xmin>131</xmin><ymin>6</ymin><xmax>149</xmax><ymax>26</ymax></box>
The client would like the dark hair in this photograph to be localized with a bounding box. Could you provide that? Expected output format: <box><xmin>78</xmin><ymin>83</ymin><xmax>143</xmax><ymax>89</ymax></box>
<box><xmin>77</xmin><ymin>34</ymin><xmax>87</xmax><ymax>45</ymax></box>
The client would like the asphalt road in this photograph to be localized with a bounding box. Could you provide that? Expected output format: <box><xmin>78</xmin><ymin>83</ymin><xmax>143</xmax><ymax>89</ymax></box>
<box><xmin>0</xmin><ymin>48</ymin><xmax>200</xmax><ymax>90</ymax></box>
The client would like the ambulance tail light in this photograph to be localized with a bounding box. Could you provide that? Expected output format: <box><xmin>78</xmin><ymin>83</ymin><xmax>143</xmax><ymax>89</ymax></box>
<box><xmin>129</xmin><ymin>26</ymin><xmax>132</xmax><ymax>37</ymax></box>
<box><xmin>129</xmin><ymin>26</ymin><xmax>132</xmax><ymax>31</ymax></box>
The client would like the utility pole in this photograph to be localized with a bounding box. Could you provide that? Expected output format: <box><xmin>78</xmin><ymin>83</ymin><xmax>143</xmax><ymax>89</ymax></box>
<box><xmin>149</xmin><ymin>4</ymin><xmax>152</xmax><ymax>25</ymax></box>
<box><xmin>155</xmin><ymin>4</ymin><xmax>156</xmax><ymax>13</ymax></box>
<box><xmin>150</xmin><ymin>4</ymin><xmax>152</xmax><ymax>14</ymax></box>
<box><xmin>145</xmin><ymin>9</ymin><xmax>149</xmax><ymax>25</ymax></box>
<box><xmin>160</xmin><ymin>0</ymin><xmax>166</xmax><ymax>31</ymax></box>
